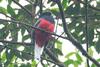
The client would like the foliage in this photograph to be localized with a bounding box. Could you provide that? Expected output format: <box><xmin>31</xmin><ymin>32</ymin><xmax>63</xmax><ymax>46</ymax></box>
<box><xmin>0</xmin><ymin>0</ymin><xmax>100</xmax><ymax>67</ymax></box>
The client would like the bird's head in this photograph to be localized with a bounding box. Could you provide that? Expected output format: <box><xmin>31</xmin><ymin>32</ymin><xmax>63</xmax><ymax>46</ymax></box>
<box><xmin>39</xmin><ymin>12</ymin><xmax>55</xmax><ymax>24</ymax></box>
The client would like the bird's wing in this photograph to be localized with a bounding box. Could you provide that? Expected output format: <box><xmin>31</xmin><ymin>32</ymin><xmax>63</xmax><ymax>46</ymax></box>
<box><xmin>31</xmin><ymin>19</ymin><xmax>40</xmax><ymax>45</ymax></box>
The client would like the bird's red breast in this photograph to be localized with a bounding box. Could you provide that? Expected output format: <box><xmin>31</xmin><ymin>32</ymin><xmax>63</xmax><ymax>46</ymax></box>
<box><xmin>35</xmin><ymin>18</ymin><xmax>54</xmax><ymax>47</ymax></box>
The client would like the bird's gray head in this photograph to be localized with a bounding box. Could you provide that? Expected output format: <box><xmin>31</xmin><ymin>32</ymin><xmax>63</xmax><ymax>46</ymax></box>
<box><xmin>39</xmin><ymin>12</ymin><xmax>55</xmax><ymax>24</ymax></box>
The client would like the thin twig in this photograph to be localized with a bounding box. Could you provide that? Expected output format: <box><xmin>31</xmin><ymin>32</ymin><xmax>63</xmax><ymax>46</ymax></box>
<box><xmin>41</xmin><ymin>56</ymin><xmax>65</xmax><ymax>67</ymax></box>
<box><xmin>12</xmin><ymin>0</ymin><xmax>32</xmax><ymax>17</ymax></box>
<box><xmin>65</xmin><ymin>14</ymin><xmax>100</xmax><ymax>19</ymax></box>
<box><xmin>26</xmin><ymin>0</ymin><xmax>33</xmax><ymax>4</ymax></box>
<box><xmin>0</xmin><ymin>39</ymin><xmax>31</xmax><ymax>46</ymax></box>
<box><xmin>0</xmin><ymin>13</ymin><xmax>16</xmax><ymax>20</ymax></box>
<box><xmin>32</xmin><ymin>0</ymin><xmax>38</xmax><ymax>23</ymax></box>
<box><xmin>85</xmin><ymin>0</ymin><xmax>90</xmax><ymax>66</ymax></box>
<box><xmin>40</xmin><ymin>0</ymin><xmax>43</xmax><ymax>14</ymax></box>
<box><xmin>44</xmin><ymin>48</ymin><xmax>65</xmax><ymax>67</ymax></box>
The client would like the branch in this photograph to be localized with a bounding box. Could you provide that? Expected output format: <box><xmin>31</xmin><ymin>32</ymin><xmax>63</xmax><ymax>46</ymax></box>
<box><xmin>52</xmin><ymin>0</ymin><xmax>87</xmax><ymax>54</ymax></box>
<box><xmin>0</xmin><ymin>18</ymin><xmax>66</xmax><ymax>66</ymax></box>
<box><xmin>0</xmin><ymin>39</ymin><xmax>64</xmax><ymax>66</ymax></box>
<box><xmin>0</xmin><ymin>11</ymin><xmax>99</xmax><ymax>66</ymax></box>
<box><xmin>51</xmin><ymin>0</ymin><xmax>100</xmax><ymax>66</ymax></box>
<box><xmin>79</xmin><ymin>0</ymin><xmax>100</xmax><ymax>11</ymax></box>
<box><xmin>0</xmin><ymin>19</ymin><xmax>69</xmax><ymax>40</ymax></box>
<box><xmin>0</xmin><ymin>39</ymin><xmax>31</xmax><ymax>46</ymax></box>
<box><xmin>32</xmin><ymin>0</ymin><xmax>38</xmax><ymax>23</ymax></box>
<box><xmin>39</xmin><ymin>1</ymin><xmax>65</xmax><ymax>66</ymax></box>
<box><xmin>85</xmin><ymin>0</ymin><xmax>90</xmax><ymax>66</ymax></box>
<box><xmin>40</xmin><ymin>0</ymin><xmax>43</xmax><ymax>14</ymax></box>
<box><xmin>65</xmin><ymin>14</ymin><xmax>100</xmax><ymax>19</ymax></box>
<box><xmin>26</xmin><ymin>0</ymin><xmax>33</xmax><ymax>4</ymax></box>
<box><xmin>0</xmin><ymin>13</ymin><xmax>16</xmax><ymax>20</ymax></box>
<box><xmin>41</xmin><ymin>56</ymin><xmax>65</xmax><ymax>67</ymax></box>
<box><xmin>12</xmin><ymin>0</ymin><xmax>32</xmax><ymax>17</ymax></box>
<box><xmin>44</xmin><ymin>48</ymin><xmax>65</xmax><ymax>67</ymax></box>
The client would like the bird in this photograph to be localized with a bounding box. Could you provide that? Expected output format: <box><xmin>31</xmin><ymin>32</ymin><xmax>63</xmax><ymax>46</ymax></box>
<box><xmin>31</xmin><ymin>12</ymin><xmax>55</xmax><ymax>61</ymax></box>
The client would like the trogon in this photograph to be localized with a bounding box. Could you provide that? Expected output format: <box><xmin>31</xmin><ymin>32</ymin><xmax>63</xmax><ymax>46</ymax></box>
<box><xmin>32</xmin><ymin>12</ymin><xmax>55</xmax><ymax>61</ymax></box>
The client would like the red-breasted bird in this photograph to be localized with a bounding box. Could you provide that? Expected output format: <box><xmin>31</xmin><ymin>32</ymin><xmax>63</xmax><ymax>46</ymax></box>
<box><xmin>32</xmin><ymin>12</ymin><xmax>55</xmax><ymax>61</ymax></box>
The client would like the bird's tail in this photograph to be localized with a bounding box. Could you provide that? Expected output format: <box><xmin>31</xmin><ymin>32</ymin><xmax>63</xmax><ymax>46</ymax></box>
<box><xmin>34</xmin><ymin>43</ymin><xmax>44</xmax><ymax>62</ymax></box>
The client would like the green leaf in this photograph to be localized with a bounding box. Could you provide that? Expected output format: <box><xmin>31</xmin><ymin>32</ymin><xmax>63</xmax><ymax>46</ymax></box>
<box><xmin>1</xmin><ymin>51</ymin><xmax>6</xmax><ymax>62</ymax></box>
<box><xmin>51</xmin><ymin>2</ymin><xmax>56</xmax><ymax>6</ymax></box>
<box><xmin>5</xmin><ymin>49</ymin><xmax>14</xmax><ymax>67</ymax></box>
<box><xmin>50</xmin><ymin>8</ymin><xmax>60</xmax><ymax>17</ymax></box>
<box><xmin>8</xmin><ymin>63</ymin><xmax>14</xmax><ymax>67</ymax></box>
<box><xmin>31</xmin><ymin>61</ymin><xmax>36</xmax><ymax>67</ymax></box>
<box><xmin>0</xmin><ymin>27</ymin><xmax>9</xmax><ymax>39</ymax></box>
<box><xmin>88</xmin><ymin>47</ymin><xmax>93</xmax><ymax>56</ymax></box>
<box><xmin>76</xmin><ymin>53</ymin><xmax>83</xmax><ymax>62</ymax></box>
<box><xmin>0</xmin><ymin>0</ymin><xmax>3</xmax><ymax>2</ymax></box>
<box><xmin>8</xmin><ymin>0</ymin><xmax>12</xmax><ymax>5</ymax></box>
<box><xmin>22</xmin><ymin>52</ymin><xmax>32</xmax><ymax>60</ymax></box>
<box><xmin>73</xmin><ymin>61</ymin><xmax>79</xmax><ymax>67</ymax></box>
<box><xmin>0</xmin><ymin>45</ymin><xmax>4</xmax><ymax>53</ymax></box>
<box><xmin>54</xmin><ymin>48</ymin><xmax>63</xmax><ymax>55</ymax></box>
<box><xmin>14</xmin><ymin>51</ymin><xmax>22</xmax><ymax>59</ymax></box>
<box><xmin>14</xmin><ymin>64</ymin><xmax>18</xmax><ymax>67</ymax></box>
<box><xmin>7</xmin><ymin>5</ymin><xmax>15</xmax><ymax>16</ymax></box>
<box><xmin>97</xmin><ymin>58</ymin><xmax>100</xmax><ymax>62</ymax></box>
<box><xmin>18</xmin><ymin>4</ymin><xmax>32</xmax><ymax>22</ymax></box>
<box><xmin>91</xmin><ymin>64</ymin><xmax>96</xmax><ymax>67</ymax></box>
<box><xmin>47</xmin><ymin>0</ymin><xmax>52</xmax><ymax>3</ymax></box>
<box><xmin>65</xmin><ymin>52</ymin><xmax>76</xmax><ymax>58</ymax></box>
<box><xmin>95</xmin><ymin>39</ymin><xmax>100</xmax><ymax>53</ymax></box>
<box><xmin>23</xmin><ymin>46</ymin><xmax>34</xmax><ymax>53</ymax></box>
<box><xmin>88</xmin><ymin>28</ymin><xmax>94</xmax><ymax>46</ymax></box>
<box><xmin>0</xmin><ymin>7</ymin><xmax>7</xmax><ymax>14</ymax></box>
<box><xmin>64</xmin><ymin>59</ymin><xmax>74</xmax><ymax>66</ymax></box>
<box><xmin>62</xmin><ymin>0</ymin><xmax>68</xmax><ymax>9</ymax></box>
<box><xmin>21</xmin><ymin>27</ymin><xmax>26</xmax><ymax>36</ymax></box>
<box><xmin>0</xmin><ymin>29</ymin><xmax>5</xmax><ymax>39</ymax></box>
<box><xmin>20</xmin><ymin>64</ymin><xmax>25</xmax><ymax>67</ymax></box>
<box><xmin>21</xmin><ymin>63</ymin><xmax>31</xmax><ymax>67</ymax></box>
<box><xmin>65</xmin><ymin>3</ymin><xmax>80</xmax><ymax>15</ymax></box>
<box><xmin>22</xmin><ymin>35</ymin><xmax>29</xmax><ymax>41</ymax></box>
<box><xmin>56</xmin><ymin>40</ymin><xmax>62</xmax><ymax>49</ymax></box>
